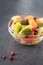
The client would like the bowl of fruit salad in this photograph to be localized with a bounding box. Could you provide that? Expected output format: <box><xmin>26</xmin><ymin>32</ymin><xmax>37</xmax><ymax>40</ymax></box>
<box><xmin>8</xmin><ymin>15</ymin><xmax>43</xmax><ymax>45</ymax></box>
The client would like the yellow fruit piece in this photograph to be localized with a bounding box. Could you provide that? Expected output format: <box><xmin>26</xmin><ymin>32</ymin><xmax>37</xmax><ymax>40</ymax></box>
<box><xmin>25</xmin><ymin>15</ymin><xmax>34</xmax><ymax>20</ymax></box>
<box><xmin>35</xmin><ymin>18</ymin><xmax>43</xmax><ymax>24</ymax></box>
<box><xmin>11</xmin><ymin>15</ymin><xmax>21</xmax><ymax>23</ymax></box>
<box><xmin>29</xmin><ymin>19</ymin><xmax>38</xmax><ymax>28</ymax></box>
<box><xmin>38</xmin><ymin>18</ymin><xmax>43</xmax><ymax>23</ymax></box>
<box><xmin>19</xmin><ymin>25</ymin><xmax>33</xmax><ymax>34</ymax></box>
<box><xmin>32</xmin><ymin>39</ymin><xmax>39</xmax><ymax>44</ymax></box>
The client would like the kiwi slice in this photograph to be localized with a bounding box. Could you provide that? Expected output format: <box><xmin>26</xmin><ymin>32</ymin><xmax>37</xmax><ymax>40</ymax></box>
<box><xmin>22</xmin><ymin>28</ymin><xmax>31</xmax><ymax>35</ymax></box>
<box><xmin>37</xmin><ymin>27</ymin><xmax>43</xmax><ymax>35</ymax></box>
<box><xmin>14</xmin><ymin>22</ymin><xmax>22</xmax><ymax>34</ymax></box>
<box><xmin>38</xmin><ymin>23</ymin><xmax>43</xmax><ymax>27</ymax></box>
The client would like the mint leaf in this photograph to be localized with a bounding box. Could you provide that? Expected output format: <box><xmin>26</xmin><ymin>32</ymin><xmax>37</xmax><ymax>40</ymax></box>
<box><xmin>20</xmin><ymin>20</ymin><xmax>28</xmax><ymax>25</ymax></box>
<box><xmin>22</xmin><ymin>28</ymin><xmax>31</xmax><ymax>35</ymax></box>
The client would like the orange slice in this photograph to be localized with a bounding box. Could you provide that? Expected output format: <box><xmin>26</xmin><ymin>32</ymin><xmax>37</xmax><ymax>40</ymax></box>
<box><xmin>29</xmin><ymin>19</ymin><xmax>38</xmax><ymax>28</ymax></box>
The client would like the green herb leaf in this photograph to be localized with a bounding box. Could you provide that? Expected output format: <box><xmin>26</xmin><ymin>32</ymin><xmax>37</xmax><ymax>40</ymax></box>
<box><xmin>20</xmin><ymin>20</ymin><xmax>28</xmax><ymax>25</ymax></box>
<box><xmin>22</xmin><ymin>28</ymin><xmax>31</xmax><ymax>35</ymax></box>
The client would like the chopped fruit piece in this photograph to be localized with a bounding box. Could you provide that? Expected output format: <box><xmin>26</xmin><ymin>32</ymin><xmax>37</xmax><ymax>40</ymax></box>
<box><xmin>21</xmin><ymin>18</ymin><xmax>25</xmax><ymax>20</ymax></box>
<box><xmin>31</xmin><ymin>28</ymin><xmax>38</xmax><ymax>35</ymax></box>
<box><xmin>19</xmin><ymin>25</ymin><xmax>33</xmax><ymax>35</ymax></box>
<box><xmin>25</xmin><ymin>15</ymin><xmax>34</xmax><ymax>20</ymax></box>
<box><xmin>37</xmin><ymin>27</ymin><xmax>43</xmax><ymax>35</ymax></box>
<box><xmin>36</xmin><ymin>19</ymin><xmax>43</xmax><ymax>24</ymax></box>
<box><xmin>11</xmin><ymin>51</ymin><xmax>16</xmax><ymax>56</ymax></box>
<box><xmin>38</xmin><ymin>23</ymin><xmax>43</xmax><ymax>27</ymax></box>
<box><xmin>29</xmin><ymin>35</ymin><xmax>35</xmax><ymax>38</ymax></box>
<box><xmin>39</xmin><ymin>18</ymin><xmax>43</xmax><ymax>23</ymax></box>
<box><xmin>21</xmin><ymin>28</ymin><xmax>31</xmax><ymax>35</ymax></box>
<box><xmin>31</xmin><ymin>30</ymin><xmax>34</xmax><ymax>35</ymax></box>
<box><xmin>25</xmin><ymin>35</ymin><xmax>29</xmax><ymax>38</ymax></box>
<box><xmin>29</xmin><ymin>19</ymin><xmax>38</xmax><ymax>28</ymax></box>
<box><xmin>14</xmin><ymin>22</ymin><xmax>22</xmax><ymax>34</ymax></box>
<box><xmin>20</xmin><ymin>20</ymin><xmax>28</xmax><ymax>25</ymax></box>
<box><xmin>9</xmin><ymin>56</ymin><xmax>14</xmax><ymax>61</ymax></box>
<box><xmin>25</xmin><ymin>16</ymin><xmax>34</xmax><ymax>24</ymax></box>
<box><xmin>24</xmin><ymin>25</ymin><xmax>33</xmax><ymax>30</ymax></box>
<box><xmin>11</xmin><ymin>15</ymin><xmax>21</xmax><ymax>23</ymax></box>
<box><xmin>24</xmin><ymin>38</ymin><xmax>32</xmax><ymax>43</ymax></box>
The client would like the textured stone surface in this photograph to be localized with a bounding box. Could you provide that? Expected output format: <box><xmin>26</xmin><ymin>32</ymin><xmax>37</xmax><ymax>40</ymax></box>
<box><xmin>0</xmin><ymin>0</ymin><xmax>43</xmax><ymax>65</ymax></box>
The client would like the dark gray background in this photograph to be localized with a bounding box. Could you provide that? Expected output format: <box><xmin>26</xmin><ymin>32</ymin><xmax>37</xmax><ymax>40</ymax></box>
<box><xmin>0</xmin><ymin>0</ymin><xmax>43</xmax><ymax>65</ymax></box>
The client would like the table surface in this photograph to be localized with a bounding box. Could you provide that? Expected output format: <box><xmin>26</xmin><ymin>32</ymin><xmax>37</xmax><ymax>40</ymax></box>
<box><xmin>0</xmin><ymin>0</ymin><xmax>43</xmax><ymax>65</ymax></box>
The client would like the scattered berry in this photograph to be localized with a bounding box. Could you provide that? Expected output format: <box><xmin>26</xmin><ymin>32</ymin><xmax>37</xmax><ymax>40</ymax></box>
<box><xmin>1</xmin><ymin>55</ymin><xmax>6</xmax><ymax>60</ymax></box>
<box><xmin>9</xmin><ymin>56</ymin><xmax>14</xmax><ymax>61</ymax></box>
<box><xmin>11</xmin><ymin>51</ymin><xmax>16</xmax><ymax>56</ymax></box>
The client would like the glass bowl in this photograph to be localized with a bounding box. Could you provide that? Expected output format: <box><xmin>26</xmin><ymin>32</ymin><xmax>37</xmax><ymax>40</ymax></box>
<box><xmin>8</xmin><ymin>21</ymin><xmax>43</xmax><ymax>45</ymax></box>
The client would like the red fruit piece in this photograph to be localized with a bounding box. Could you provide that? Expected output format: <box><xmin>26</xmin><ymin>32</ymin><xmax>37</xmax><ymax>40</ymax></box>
<box><xmin>31</xmin><ymin>28</ymin><xmax>38</xmax><ymax>35</ymax></box>
<box><xmin>1</xmin><ymin>55</ymin><xmax>6</xmax><ymax>60</ymax></box>
<box><xmin>21</xmin><ymin>18</ymin><xmax>25</xmax><ymax>20</ymax></box>
<box><xmin>9</xmin><ymin>56</ymin><xmax>14</xmax><ymax>61</ymax></box>
<box><xmin>31</xmin><ymin>29</ymin><xmax>34</xmax><ymax>35</ymax></box>
<box><xmin>33</xmin><ymin>17</ymin><xmax>37</xmax><ymax>21</ymax></box>
<box><xmin>29</xmin><ymin>35</ymin><xmax>34</xmax><ymax>38</ymax></box>
<box><xmin>25</xmin><ymin>35</ymin><xmax>29</xmax><ymax>38</ymax></box>
<box><xmin>11</xmin><ymin>51</ymin><xmax>16</xmax><ymax>56</ymax></box>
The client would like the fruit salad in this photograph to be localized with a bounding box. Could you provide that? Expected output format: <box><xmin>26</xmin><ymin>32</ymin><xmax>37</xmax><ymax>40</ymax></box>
<box><xmin>8</xmin><ymin>15</ymin><xmax>43</xmax><ymax>45</ymax></box>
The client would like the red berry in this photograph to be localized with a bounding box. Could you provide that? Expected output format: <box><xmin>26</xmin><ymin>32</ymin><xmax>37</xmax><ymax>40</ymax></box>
<box><xmin>34</xmin><ymin>17</ymin><xmax>37</xmax><ymax>21</ymax></box>
<box><xmin>1</xmin><ymin>55</ymin><xmax>6</xmax><ymax>60</ymax></box>
<box><xmin>25</xmin><ymin>36</ymin><xmax>29</xmax><ymax>38</ymax></box>
<box><xmin>9</xmin><ymin>56</ymin><xmax>14</xmax><ymax>61</ymax></box>
<box><xmin>11</xmin><ymin>51</ymin><xmax>15</xmax><ymax>56</ymax></box>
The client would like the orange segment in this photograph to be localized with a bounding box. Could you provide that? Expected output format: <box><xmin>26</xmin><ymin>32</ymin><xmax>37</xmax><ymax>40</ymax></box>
<box><xmin>29</xmin><ymin>19</ymin><xmax>38</xmax><ymax>28</ymax></box>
